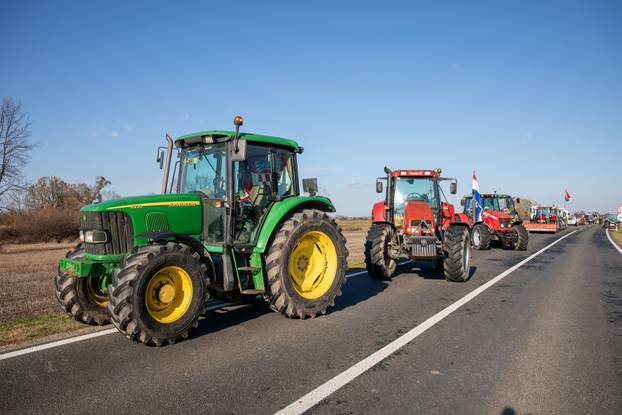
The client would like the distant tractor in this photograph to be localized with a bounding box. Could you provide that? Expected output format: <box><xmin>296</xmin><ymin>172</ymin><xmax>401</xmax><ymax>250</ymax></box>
<box><xmin>525</xmin><ymin>206</ymin><xmax>560</xmax><ymax>233</ymax></box>
<box><xmin>365</xmin><ymin>167</ymin><xmax>471</xmax><ymax>282</ymax></box>
<box><xmin>56</xmin><ymin>116</ymin><xmax>348</xmax><ymax>346</ymax></box>
<box><xmin>458</xmin><ymin>193</ymin><xmax>528</xmax><ymax>251</ymax></box>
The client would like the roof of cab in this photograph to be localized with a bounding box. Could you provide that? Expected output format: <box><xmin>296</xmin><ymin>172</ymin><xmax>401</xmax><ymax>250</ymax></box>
<box><xmin>176</xmin><ymin>130</ymin><xmax>299</xmax><ymax>150</ymax></box>
<box><xmin>464</xmin><ymin>193</ymin><xmax>512</xmax><ymax>198</ymax></box>
<box><xmin>392</xmin><ymin>169</ymin><xmax>440</xmax><ymax>177</ymax></box>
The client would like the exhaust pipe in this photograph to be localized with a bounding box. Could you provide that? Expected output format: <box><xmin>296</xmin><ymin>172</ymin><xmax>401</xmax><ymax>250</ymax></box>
<box><xmin>161</xmin><ymin>134</ymin><xmax>174</xmax><ymax>194</ymax></box>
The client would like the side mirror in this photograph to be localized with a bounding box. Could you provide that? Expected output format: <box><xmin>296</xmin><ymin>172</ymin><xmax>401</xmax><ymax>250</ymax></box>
<box><xmin>231</xmin><ymin>139</ymin><xmax>247</xmax><ymax>161</ymax></box>
<box><xmin>450</xmin><ymin>181</ymin><xmax>457</xmax><ymax>194</ymax></box>
<box><xmin>460</xmin><ymin>198</ymin><xmax>465</xmax><ymax>206</ymax></box>
<box><xmin>302</xmin><ymin>178</ymin><xmax>318</xmax><ymax>196</ymax></box>
<box><xmin>515</xmin><ymin>197</ymin><xmax>521</xmax><ymax>204</ymax></box>
<box><xmin>158</xmin><ymin>151</ymin><xmax>165</xmax><ymax>169</ymax></box>
<box><xmin>376</xmin><ymin>180</ymin><xmax>383</xmax><ymax>193</ymax></box>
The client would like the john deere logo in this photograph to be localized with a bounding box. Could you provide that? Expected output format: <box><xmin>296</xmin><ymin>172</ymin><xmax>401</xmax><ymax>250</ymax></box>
<box><xmin>82</xmin><ymin>214</ymin><xmax>87</xmax><ymax>221</ymax></box>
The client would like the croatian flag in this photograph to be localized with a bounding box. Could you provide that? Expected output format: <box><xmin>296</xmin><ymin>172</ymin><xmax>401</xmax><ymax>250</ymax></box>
<box><xmin>564</xmin><ymin>190</ymin><xmax>571</xmax><ymax>202</ymax></box>
<box><xmin>472</xmin><ymin>171</ymin><xmax>482</xmax><ymax>222</ymax></box>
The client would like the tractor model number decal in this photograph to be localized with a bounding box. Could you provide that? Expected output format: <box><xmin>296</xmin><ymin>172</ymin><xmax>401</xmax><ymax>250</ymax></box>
<box><xmin>107</xmin><ymin>201</ymin><xmax>201</xmax><ymax>210</ymax></box>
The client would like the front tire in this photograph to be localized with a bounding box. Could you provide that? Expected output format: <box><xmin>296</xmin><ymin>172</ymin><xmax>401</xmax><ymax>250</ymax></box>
<box><xmin>444</xmin><ymin>226</ymin><xmax>471</xmax><ymax>282</ymax></box>
<box><xmin>265</xmin><ymin>209</ymin><xmax>347</xmax><ymax>319</ymax></box>
<box><xmin>108</xmin><ymin>242</ymin><xmax>207</xmax><ymax>346</ymax></box>
<box><xmin>471</xmin><ymin>223</ymin><xmax>491</xmax><ymax>250</ymax></box>
<box><xmin>512</xmin><ymin>223</ymin><xmax>528</xmax><ymax>251</ymax></box>
<box><xmin>364</xmin><ymin>224</ymin><xmax>397</xmax><ymax>279</ymax></box>
<box><xmin>54</xmin><ymin>245</ymin><xmax>111</xmax><ymax>325</ymax></box>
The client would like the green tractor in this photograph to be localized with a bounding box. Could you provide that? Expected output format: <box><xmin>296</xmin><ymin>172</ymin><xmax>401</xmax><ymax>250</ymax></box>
<box><xmin>55</xmin><ymin>116</ymin><xmax>348</xmax><ymax>346</ymax></box>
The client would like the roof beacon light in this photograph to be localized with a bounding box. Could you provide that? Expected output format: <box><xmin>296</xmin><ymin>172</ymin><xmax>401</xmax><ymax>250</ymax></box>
<box><xmin>436</xmin><ymin>168</ymin><xmax>443</xmax><ymax>174</ymax></box>
<box><xmin>233</xmin><ymin>115</ymin><xmax>244</xmax><ymax>152</ymax></box>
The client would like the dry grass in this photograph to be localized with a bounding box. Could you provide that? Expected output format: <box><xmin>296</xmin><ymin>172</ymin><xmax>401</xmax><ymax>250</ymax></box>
<box><xmin>611</xmin><ymin>228</ymin><xmax>622</xmax><ymax>248</ymax></box>
<box><xmin>0</xmin><ymin>241</ymin><xmax>77</xmax><ymax>324</ymax></box>
<box><xmin>337</xmin><ymin>219</ymin><xmax>370</xmax><ymax>269</ymax></box>
<box><xmin>0</xmin><ymin>240</ymin><xmax>96</xmax><ymax>346</ymax></box>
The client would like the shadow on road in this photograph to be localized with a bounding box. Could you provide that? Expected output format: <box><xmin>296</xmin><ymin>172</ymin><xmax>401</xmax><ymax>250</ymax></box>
<box><xmin>190</xmin><ymin>301</ymin><xmax>271</xmax><ymax>340</ymax></box>
<box><xmin>402</xmin><ymin>261</ymin><xmax>478</xmax><ymax>282</ymax></box>
<box><xmin>330</xmin><ymin>271</ymin><xmax>389</xmax><ymax>314</ymax></box>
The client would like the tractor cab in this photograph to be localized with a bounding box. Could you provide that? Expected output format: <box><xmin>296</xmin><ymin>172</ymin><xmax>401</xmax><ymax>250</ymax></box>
<box><xmin>373</xmin><ymin>168</ymin><xmax>458</xmax><ymax>238</ymax></box>
<box><xmin>534</xmin><ymin>206</ymin><xmax>555</xmax><ymax>223</ymax></box>
<box><xmin>462</xmin><ymin>193</ymin><xmax>518</xmax><ymax>222</ymax></box>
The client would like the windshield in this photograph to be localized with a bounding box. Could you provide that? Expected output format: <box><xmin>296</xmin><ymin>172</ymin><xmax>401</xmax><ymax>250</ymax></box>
<box><xmin>498</xmin><ymin>197</ymin><xmax>514</xmax><ymax>212</ymax></box>
<box><xmin>178</xmin><ymin>144</ymin><xmax>227</xmax><ymax>198</ymax></box>
<box><xmin>480</xmin><ymin>196</ymin><xmax>514</xmax><ymax>212</ymax></box>
<box><xmin>482</xmin><ymin>198</ymin><xmax>500</xmax><ymax>211</ymax></box>
<box><xmin>394</xmin><ymin>177</ymin><xmax>437</xmax><ymax>210</ymax></box>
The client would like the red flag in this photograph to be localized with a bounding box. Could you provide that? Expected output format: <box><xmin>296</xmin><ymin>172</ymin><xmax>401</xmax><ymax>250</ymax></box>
<box><xmin>564</xmin><ymin>190</ymin><xmax>571</xmax><ymax>202</ymax></box>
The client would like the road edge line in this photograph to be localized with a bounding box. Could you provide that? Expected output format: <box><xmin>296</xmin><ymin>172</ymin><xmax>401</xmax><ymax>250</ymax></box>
<box><xmin>275</xmin><ymin>230</ymin><xmax>578</xmax><ymax>415</ymax></box>
<box><xmin>605</xmin><ymin>229</ymin><xmax>622</xmax><ymax>255</ymax></box>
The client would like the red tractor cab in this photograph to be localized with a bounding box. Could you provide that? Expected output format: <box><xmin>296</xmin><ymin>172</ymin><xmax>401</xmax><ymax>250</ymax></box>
<box><xmin>365</xmin><ymin>167</ymin><xmax>471</xmax><ymax>282</ymax></box>
<box><xmin>460</xmin><ymin>193</ymin><xmax>528</xmax><ymax>250</ymax></box>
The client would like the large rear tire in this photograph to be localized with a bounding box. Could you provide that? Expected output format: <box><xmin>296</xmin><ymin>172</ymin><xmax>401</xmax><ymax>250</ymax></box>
<box><xmin>54</xmin><ymin>245</ymin><xmax>111</xmax><ymax>325</ymax></box>
<box><xmin>512</xmin><ymin>223</ymin><xmax>528</xmax><ymax>251</ymax></box>
<box><xmin>108</xmin><ymin>242</ymin><xmax>207</xmax><ymax>346</ymax></box>
<box><xmin>444</xmin><ymin>226</ymin><xmax>471</xmax><ymax>282</ymax></box>
<box><xmin>364</xmin><ymin>224</ymin><xmax>397</xmax><ymax>279</ymax></box>
<box><xmin>265</xmin><ymin>209</ymin><xmax>347</xmax><ymax>319</ymax></box>
<box><xmin>471</xmin><ymin>223</ymin><xmax>491</xmax><ymax>250</ymax></box>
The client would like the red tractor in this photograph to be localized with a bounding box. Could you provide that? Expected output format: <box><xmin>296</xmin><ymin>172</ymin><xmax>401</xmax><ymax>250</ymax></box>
<box><xmin>365</xmin><ymin>167</ymin><xmax>471</xmax><ymax>282</ymax></box>
<box><xmin>524</xmin><ymin>205</ymin><xmax>560</xmax><ymax>233</ymax></box>
<box><xmin>457</xmin><ymin>193</ymin><xmax>528</xmax><ymax>250</ymax></box>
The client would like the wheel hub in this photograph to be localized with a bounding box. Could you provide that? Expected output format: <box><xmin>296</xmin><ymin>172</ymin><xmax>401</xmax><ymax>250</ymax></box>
<box><xmin>288</xmin><ymin>231</ymin><xmax>338</xmax><ymax>299</ymax></box>
<box><xmin>157</xmin><ymin>283</ymin><xmax>176</xmax><ymax>303</ymax></box>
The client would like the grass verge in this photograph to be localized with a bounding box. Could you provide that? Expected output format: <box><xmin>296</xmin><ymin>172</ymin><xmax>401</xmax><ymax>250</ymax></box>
<box><xmin>0</xmin><ymin>313</ymin><xmax>91</xmax><ymax>348</ymax></box>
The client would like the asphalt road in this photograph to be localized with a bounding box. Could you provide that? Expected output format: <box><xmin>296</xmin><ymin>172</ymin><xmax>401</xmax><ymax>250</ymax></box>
<box><xmin>1</xmin><ymin>225</ymin><xmax>620</xmax><ymax>414</ymax></box>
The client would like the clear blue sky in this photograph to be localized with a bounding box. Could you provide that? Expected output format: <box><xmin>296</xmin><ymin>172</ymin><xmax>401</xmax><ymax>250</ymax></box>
<box><xmin>2</xmin><ymin>0</ymin><xmax>621</xmax><ymax>215</ymax></box>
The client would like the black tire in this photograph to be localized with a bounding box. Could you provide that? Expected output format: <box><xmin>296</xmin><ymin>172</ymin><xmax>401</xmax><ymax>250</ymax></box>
<box><xmin>364</xmin><ymin>224</ymin><xmax>397</xmax><ymax>279</ymax></box>
<box><xmin>54</xmin><ymin>244</ymin><xmax>111</xmax><ymax>325</ymax></box>
<box><xmin>512</xmin><ymin>223</ymin><xmax>528</xmax><ymax>251</ymax></box>
<box><xmin>444</xmin><ymin>225</ymin><xmax>471</xmax><ymax>282</ymax></box>
<box><xmin>471</xmin><ymin>223</ymin><xmax>491</xmax><ymax>250</ymax></box>
<box><xmin>265</xmin><ymin>209</ymin><xmax>348</xmax><ymax>319</ymax></box>
<box><xmin>108</xmin><ymin>242</ymin><xmax>207</xmax><ymax>346</ymax></box>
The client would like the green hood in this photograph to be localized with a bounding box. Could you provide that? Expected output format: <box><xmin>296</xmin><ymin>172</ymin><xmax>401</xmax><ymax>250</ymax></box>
<box><xmin>81</xmin><ymin>193</ymin><xmax>201</xmax><ymax>212</ymax></box>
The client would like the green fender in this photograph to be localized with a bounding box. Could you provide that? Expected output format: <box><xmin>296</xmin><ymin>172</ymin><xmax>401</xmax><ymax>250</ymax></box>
<box><xmin>248</xmin><ymin>196</ymin><xmax>336</xmax><ymax>291</ymax></box>
<box><xmin>253</xmin><ymin>196</ymin><xmax>335</xmax><ymax>253</ymax></box>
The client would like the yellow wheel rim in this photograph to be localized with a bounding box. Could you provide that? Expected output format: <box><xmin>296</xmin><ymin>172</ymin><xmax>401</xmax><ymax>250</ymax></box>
<box><xmin>86</xmin><ymin>277</ymin><xmax>109</xmax><ymax>307</ymax></box>
<box><xmin>288</xmin><ymin>230</ymin><xmax>338</xmax><ymax>299</ymax></box>
<box><xmin>145</xmin><ymin>266</ymin><xmax>193</xmax><ymax>323</ymax></box>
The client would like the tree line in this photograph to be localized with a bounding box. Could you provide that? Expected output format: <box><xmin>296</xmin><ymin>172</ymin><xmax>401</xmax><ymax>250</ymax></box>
<box><xmin>0</xmin><ymin>97</ymin><xmax>117</xmax><ymax>242</ymax></box>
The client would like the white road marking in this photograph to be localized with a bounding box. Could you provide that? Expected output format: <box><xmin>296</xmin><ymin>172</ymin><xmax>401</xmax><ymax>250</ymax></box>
<box><xmin>0</xmin><ymin>328</ymin><xmax>117</xmax><ymax>361</ymax></box>
<box><xmin>275</xmin><ymin>230</ymin><xmax>578</xmax><ymax>415</ymax></box>
<box><xmin>0</xmin><ymin>301</ymin><xmax>236</xmax><ymax>361</ymax></box>
<box><xmin>605</xmin><ymin>229</ymin><xmax>622</xmax><ymax>255</ymax></box>
<box><xmin>0</xmin><ymin>265</ymin><xmax>385</xmax><ymax>362</ymax></box>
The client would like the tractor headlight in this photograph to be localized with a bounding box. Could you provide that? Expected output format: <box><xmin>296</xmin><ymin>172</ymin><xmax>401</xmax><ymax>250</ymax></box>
<box><xmin>79</xmin><ymin>230</ymin><xmax>84</xmax><ymax>242</ymax></box>
<box><xmin>83</xmin><ymin>230</ymin><xmax>108</xmax><ymax>244</ymax></box>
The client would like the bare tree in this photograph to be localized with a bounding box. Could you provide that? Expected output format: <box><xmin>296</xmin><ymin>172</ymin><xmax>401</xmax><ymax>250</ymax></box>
<box><xmin>25</xmin><ymin>176</ymin><xmax>112</xmax><ymax>211</ymax></box>
<box><xmin>0</xmin><ymin>98</ymin><xmax>35</xmax><ymax>210</ymax></box>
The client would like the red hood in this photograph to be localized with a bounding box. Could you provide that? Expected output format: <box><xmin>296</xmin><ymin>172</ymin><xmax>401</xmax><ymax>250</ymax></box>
<box><xmin>482</xmin><ymin>209</ymin><xmax>512</xmax><ymax>220</ymax></box>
